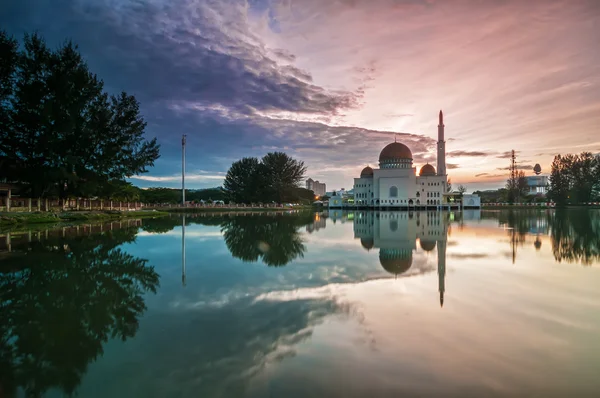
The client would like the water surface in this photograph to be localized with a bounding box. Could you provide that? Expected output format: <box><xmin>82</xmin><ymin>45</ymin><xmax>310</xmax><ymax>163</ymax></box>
<box><xmin>1</xmin><ymin>209</ymin><xmax>600</xmax><ymax>397</ymax></box>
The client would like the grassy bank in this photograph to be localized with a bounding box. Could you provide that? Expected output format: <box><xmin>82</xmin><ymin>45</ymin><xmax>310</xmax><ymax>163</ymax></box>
<box><xmin>0</xmin><ymin>210</ymin><xmax>169</xmax><ymax>227</ymax></box>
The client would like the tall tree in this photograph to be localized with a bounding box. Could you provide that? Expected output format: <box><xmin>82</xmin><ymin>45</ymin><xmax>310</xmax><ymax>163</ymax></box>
<box><xmin>261</xmin><ymin>152</ymin><xmax>307</xmax><ymax>203</ymax></box>
<box><xmin>548</xmin><ymin>155</ymin><xmax>571</xmax><ymax>206</ymax></box>
<box><xmin>223</xmin><ymin>157</ymin><xmax>265</xmax><ymax>203</ymax></box>
<box><xmin>0</xmin><ymin>31</ymin><xmax>160</xmax><ymax>199</ymax></box>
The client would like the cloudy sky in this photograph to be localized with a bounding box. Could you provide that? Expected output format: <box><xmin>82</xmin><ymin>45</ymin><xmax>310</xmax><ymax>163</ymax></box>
<box><xmin>3</xmin><ymin>0</ymin><xmax>599</xmax><ymax>191</ymax></box>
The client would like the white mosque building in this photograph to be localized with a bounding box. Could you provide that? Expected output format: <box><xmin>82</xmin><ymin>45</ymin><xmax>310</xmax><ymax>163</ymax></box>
<box><xmin>330</xmin><ymin>110</ymin><xmax>479</xmax><ymax>209</ymax></box>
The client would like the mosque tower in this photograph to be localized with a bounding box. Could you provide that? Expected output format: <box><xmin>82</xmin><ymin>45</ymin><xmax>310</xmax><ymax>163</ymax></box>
<box><xmin>437</xmin><ymin>110</ymin><xmax>446</xmax><ymax>177</ymax></box>
<box><xmin>437</xmin><ymin>240</ymin><xmax>446</xmax><ymax>307</ymax></box>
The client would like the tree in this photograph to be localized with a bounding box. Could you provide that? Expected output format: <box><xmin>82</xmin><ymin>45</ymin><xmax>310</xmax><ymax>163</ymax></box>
<box><xmin>261</xmin><ymin>152</ymin><xmax>307</xmax><ymax>203</ymax></box>
<box><xmin>0</xmin><ymin>31</ymin><xmax>160</xmax><ymax>199</ymax></box>
<box><xmin>446</xmin><ymin>178</ymin><xmax>452</xmax><ymax>193</ymax></box>
<box><xmin>548</xmin><ymin>155</ymin><xmax>571</xmax><ymax>206</ymax></box>
<box><xmin>517</xmin><ymin>171</ymin><xmax>529</xmax><ymax>201</ymax></box>
<box><xmin>223</xmin><ymin>157</ymin><xmax>266</xmax><ymax>203</ymax></box>
<box><xmin>223</xmin><ymin>152</ymin><xmax>306</xmax><ymax>204</ymax></box>
<box><xmin>457</xmin><ymin>185</ymin><xmax>467</xmax><ymax>196</ymax></box>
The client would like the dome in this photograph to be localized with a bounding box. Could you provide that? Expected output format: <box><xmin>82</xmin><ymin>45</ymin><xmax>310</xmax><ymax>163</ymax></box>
<box><xmin>419</xmin><ymin>163</ymin><xmax>436</xmax><ymax>176</ymax></box>
<box><xmin>379</xmin><ymin>142</ymin><xmax>413</xmax><ymax>162</ymax></box>
<box><xmin>360</xmin><ymin>166</ymin><xmax>374</xmax><ymax>178</ymax></box>
<box><xmin>360</xmin><ymin>237</ymin><xmax>374</xmax><ymax>250</ymax></box>
<box><xmin>419</xmin><ymin>240</ymin><xmax>437</xmax><ymax>252</ymax></box>
<box><xmin>379</xmin><ymin>249</ymin><xmax>413</xmax><ymax>275</ymax></box>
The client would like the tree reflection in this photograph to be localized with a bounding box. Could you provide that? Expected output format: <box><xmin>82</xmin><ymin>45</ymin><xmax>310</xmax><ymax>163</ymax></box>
<box><xmin>221</xmin><ymin>214</ymin><xmax>310</xmax><ymax>266</ymax></box>
<box><xmin>549</xmin><ymin>210</ymin><xmax>600</xmax><ymax>265</ymax></box>
<box><xmin>0</xmin><ymin>228</ymin><xmax>159</xmax><ymax>397</ymax></box>
<box><xmin>489</xmin><ymin>209</ymin><xmax>600</xmax><ymax>265</ymax></box>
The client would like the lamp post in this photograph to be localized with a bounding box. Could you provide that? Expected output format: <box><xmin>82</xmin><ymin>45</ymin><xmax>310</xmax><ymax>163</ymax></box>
<box><xmin>182</xmin><ymin>134</ymin><xmax>186</xmax><ymax>207</ymax></box>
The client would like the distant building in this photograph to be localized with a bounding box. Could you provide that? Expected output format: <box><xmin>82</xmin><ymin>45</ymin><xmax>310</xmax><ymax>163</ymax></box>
<box><xmin>306</xmin><ymin>178</ymin><xmax>326</xmax><ymax>197</ymax></box>
<box><xmin>525</xmin><ymin>175</ymin><xmax>549</xmax><ymax>196</ymax></box>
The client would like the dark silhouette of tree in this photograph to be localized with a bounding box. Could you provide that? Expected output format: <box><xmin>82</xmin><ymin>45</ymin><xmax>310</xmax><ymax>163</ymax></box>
<box><xmin>140</xmin><ymin>216</ymin><xmax>184</xmax><ymax>234</ymax></box>
<box><xmin>220</xmin><ymin>214</ymin><xmax>312</xmax><ymax>266</ymax></box>
<box><xmin>548</xmin><ymin>152</ymin><xmax>600</xmax><ymax>205</ymax></box>
<box><xmin>223</xmin><ymin>153</ymin><xmax>307</xmax><ymax>204</ymax></box>
<box><xmin>549</xmin><ymin>210</ymin><xmax>600</xmax><ymax>265</ymax></box>
<box><xmin>0</xmin><ymin>228</ymin><xmax>159</xmax><ymax>397</ymax></box>
<box><xmin>223</xmin><ymin>157</ymin><xmax>266</xmax><ymax>204</ymax></box>
<box><xmin>533</xmin><ymin>163</ymin><xmax>542</xmax><ymax>175</ymax></box>
<box><xmin>0</xmin><ymin>30</ymin><xmax>159</xmax><ymax>199</ymax></box>
<box><xmin>261</xmin><ymin>152</ymin><xmax>307</xmax><ymax>203</ymax></box>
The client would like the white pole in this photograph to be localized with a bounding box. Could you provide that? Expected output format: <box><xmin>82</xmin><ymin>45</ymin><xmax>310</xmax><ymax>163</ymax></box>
<box><xmin>182</xmin><ymin>134</ymin><xmax>186</xmax><ymax>207</ymax></box>
<box><xmin>182</xmin><ymin>214</ymin><xmax>186</xmax><ymax>287</ymax></box>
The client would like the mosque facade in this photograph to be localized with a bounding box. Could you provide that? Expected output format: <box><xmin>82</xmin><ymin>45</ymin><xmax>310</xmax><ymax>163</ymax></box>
<box><xmin>332</xmin><ymin>110</ymin><xmax>474</xmax><ymax>209</ymax></box>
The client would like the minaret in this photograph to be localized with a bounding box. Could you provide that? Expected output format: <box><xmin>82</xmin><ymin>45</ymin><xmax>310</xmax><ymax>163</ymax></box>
<box><xmin>437</xmin><ymin>110</ymin><xmax>446</xmax><ymax>176</ymax></box>
<box><xmin>437</xmin><ymin>240</ymin><xmax>446</xmax><ymax>307</ymax></box>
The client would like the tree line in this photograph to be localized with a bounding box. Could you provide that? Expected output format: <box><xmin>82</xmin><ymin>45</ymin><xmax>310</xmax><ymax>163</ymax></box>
<box><xmin>548</xmin><ymin>152</ymin><xmax>600</xmax><ymax>206</ymax></box>
<box><xmin>223</xmin><ymin>152</ymin><xmax>314</xmax><ymax>204</ymax></box>
<box><xmin>0</xmin><ymin>31</ymin><xmax>159</xmax><ymax>201</ymax></box>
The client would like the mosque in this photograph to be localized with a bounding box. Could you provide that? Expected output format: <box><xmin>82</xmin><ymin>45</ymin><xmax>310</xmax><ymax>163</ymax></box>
<box><xmin>330</xmin><ymin>110</ymin><xmax>480</xmax><ymax>209</ymax></box>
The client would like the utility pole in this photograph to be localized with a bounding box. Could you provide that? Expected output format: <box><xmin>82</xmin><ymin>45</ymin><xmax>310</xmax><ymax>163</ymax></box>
<box><xmin>182</xmin><ymin>134</ymin><xmax>186</xmax><ymax>207</ymax></box>
<box><xmin>510</xmin><ymin>149</ymin><xmax>517</xmax><ymax>203</ymax></box>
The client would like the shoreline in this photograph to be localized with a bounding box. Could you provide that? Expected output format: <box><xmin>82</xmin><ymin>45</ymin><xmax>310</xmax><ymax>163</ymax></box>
<box><xmin>0</xmin><ymin>210</ymin><xmax>169</xmax><ymax>228</ymax></box>
<box><xmin>154</xmin><ymin>206</ymin><xmax>314</xmax><ymax>213</ymax></box>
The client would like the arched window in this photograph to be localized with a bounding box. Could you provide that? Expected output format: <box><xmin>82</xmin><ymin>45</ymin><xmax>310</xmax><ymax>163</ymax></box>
<box><xmin>416</xmin><ymin>192</ymin><xmax>420</xmax><ymax>197</ymax></box>
<box><xmin>389</xmin><ymin>186</ymin><xmax>398</xmax><ymax>197</ymax></box>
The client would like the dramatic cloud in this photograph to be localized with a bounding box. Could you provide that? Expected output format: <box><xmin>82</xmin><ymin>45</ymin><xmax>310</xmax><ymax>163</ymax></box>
<box><xmin>448</xmin><ymin>151</ymin><xmax>494</xmax><ymax>158</ymax></box>
<box><xmin>497</xmin><ymin>151</ymin><xmax>521</xmax><ymax>159</ymax></box>
<box><xmin>3</xmin><ymin>0</ymin><xmax>599</xmax><ymax>190</ymax></box>
<box><xmin>497</xmin><ymin>165</ymin><xmax>534</xmax><ymax>171</ymax></box>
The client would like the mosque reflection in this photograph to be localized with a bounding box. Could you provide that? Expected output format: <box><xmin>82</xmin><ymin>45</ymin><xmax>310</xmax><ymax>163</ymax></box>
<box><xmin>353</xmin><ymin>211</ymin><xmax>451</xmax><ymax>306</ymax></box>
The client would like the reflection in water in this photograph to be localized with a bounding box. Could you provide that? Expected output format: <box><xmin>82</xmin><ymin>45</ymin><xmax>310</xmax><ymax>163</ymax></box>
<box><xmin>354</xmin><ymin>211</ymin><xmax>449</xmax><ymax>306</ymax></box>
<box><xmin>0</xmin><ymin>226</ymin><xmax>159</xmax><ymax>397</ymax></box>
<box><xmin>487</xmin><ymin>209</ymin><xmax>600</xmax><ymax>265</ymax></box>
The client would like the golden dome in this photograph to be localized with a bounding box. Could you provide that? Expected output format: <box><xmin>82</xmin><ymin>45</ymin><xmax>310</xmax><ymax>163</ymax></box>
<box><xmin>360</xmin><ymin>237</ymin><xmax>374</xmax><ymax>250</ymax></box>
<box><xmin>419</xmin><ymin>240</ymin><xmax>437</xmax><ymax>252</ymax></box>
<box><xmin>379</xmin><ymin>142</ymin><xmax>413</xmax><ymax>162</ymax></box>
<box><xmin>419</xmin><ymin>163</ymin><xmax>436</xmax><ymax>176</ymax></box>
<box><xmin>360</xmin><ymin>166</ymin><xmax>374</xmax><ymax>178</ymax></box>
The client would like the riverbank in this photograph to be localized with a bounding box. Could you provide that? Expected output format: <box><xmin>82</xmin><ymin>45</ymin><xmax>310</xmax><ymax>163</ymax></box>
<box><xmin>482</xmin><ymin>204</ymin><xmax>600</xmax><ymax>210</ymax></box>
<box><xmin>0</xmin><ymin>210</ymin><xmax>169</xmax><ymax>227</ymax></box>
<box><xmin>156</xmin><ymin>206</ymin><xmax>314</xmax><ymax>213</ymax></box>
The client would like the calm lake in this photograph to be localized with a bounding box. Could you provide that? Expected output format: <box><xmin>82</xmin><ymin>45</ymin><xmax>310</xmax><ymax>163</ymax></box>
<box><xmin>2</xmin><ymin>209</ymin><xmax>600</xmax><ymax>397</ymax></box>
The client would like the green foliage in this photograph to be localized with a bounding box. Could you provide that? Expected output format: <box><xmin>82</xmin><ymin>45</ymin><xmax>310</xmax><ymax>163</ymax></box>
<box><xmin>0</xmin><ymin>30</ymin><xmax>160</xmax><ymax>199</ymax></box>
<box><xmin>139</xmin><ymin>187</ymin><xmax>181</xmax><ymax>204</ymax></box>
<box><xmin>0</xmin><ymin>228</ymin><xmax>159</xmax><ymax>396</ymax></box>
<box><xmin>223</xmin><ymin>152</ymin><xmax>307</xmax><ymax>204</ymax></box>
<box><xmin>548</xmin><ymin>152</ymin><xmax>600</xmax><ymax>206</ymax></box>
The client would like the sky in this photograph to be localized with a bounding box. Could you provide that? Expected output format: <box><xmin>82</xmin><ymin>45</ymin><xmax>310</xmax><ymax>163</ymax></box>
<box><xmin>2</xmin><ymin>0</ymin><xmax>600</xmax><ymax>192</ymax></box>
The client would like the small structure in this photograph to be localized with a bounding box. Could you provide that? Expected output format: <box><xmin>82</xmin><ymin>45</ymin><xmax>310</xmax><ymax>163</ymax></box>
<box><xmin>525</xmin><ymin>175</ymin><xmax>549</xmax><ymax>196</ymax></box>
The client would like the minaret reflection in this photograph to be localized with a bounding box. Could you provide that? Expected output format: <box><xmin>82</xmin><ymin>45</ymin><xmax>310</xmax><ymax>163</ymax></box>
<box><xmin>437</xmin><ymin>240</ymin><xmax>446</xmax><ymax>307</ymax></box>
<box><xmin>182</xmin><ymin>215</ymin><xmax>186</xmax><ymax>287</ymax></box>
<box><xmin>353</xmin><ymin>211</ymin><xmax>451</xmax><ymax>307</ymax></box>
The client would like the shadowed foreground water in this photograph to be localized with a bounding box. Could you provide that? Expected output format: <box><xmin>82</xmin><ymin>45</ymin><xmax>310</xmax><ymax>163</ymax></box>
<box><xmin>1</xmin><ymin>209</ymin><xmax>600</xmax><ymax>397</ymax></box>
